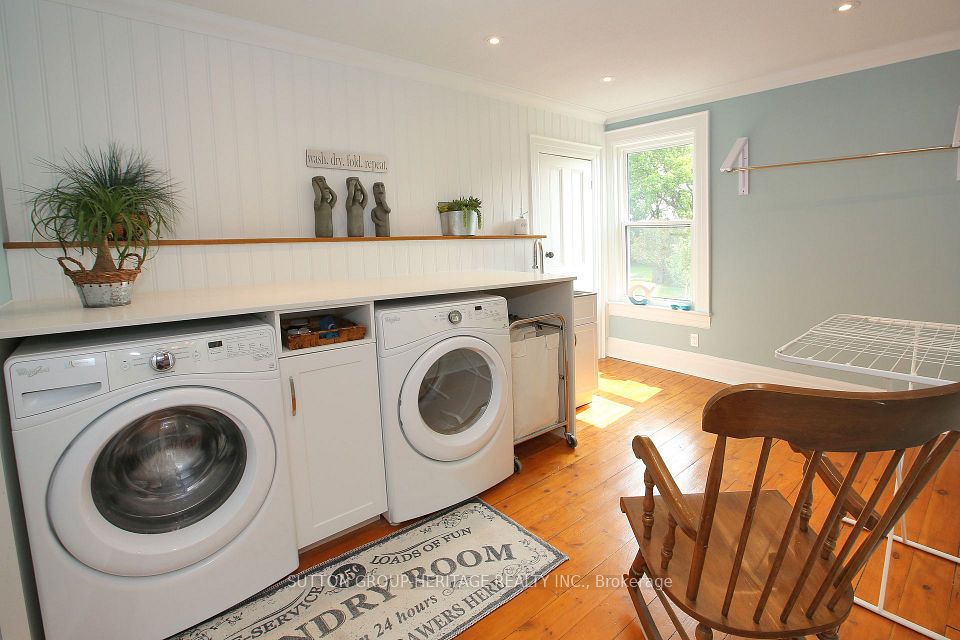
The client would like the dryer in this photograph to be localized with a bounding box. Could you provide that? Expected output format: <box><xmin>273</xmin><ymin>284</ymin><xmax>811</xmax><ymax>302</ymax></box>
<box><xmin>375</xmin><ymin>294</ymin><xmax>514</xmax><ymax>524</ymax></box>
<box><xmin>5</xmin><ymin>317</ymin><xmax>297</xmax><ymax>640</ymax></box>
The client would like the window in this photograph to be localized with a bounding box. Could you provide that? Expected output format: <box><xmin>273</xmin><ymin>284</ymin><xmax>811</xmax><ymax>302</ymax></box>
<box><xmin>626</xmin><ymin>144</ymin><xmax>694</xmax><ymax>304</ymax></box>
<box><xmin>606</xmin><ymin>111</ymin><xmax>710</xmax><ymax>327</ymax></box>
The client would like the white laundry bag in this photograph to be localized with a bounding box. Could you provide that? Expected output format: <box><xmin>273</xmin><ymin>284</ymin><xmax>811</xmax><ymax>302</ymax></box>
<box><xmin>511</xmin><ymin>327</ymin><xmax>561</xmax><ymax>440</ymax></box>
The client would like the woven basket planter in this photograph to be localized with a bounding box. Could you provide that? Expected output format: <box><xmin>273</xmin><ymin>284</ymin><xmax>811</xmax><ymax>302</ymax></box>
<box><xmin>57</xmin><ymin>255</ymin><xmax>143</xmax><ymax>307</ymax></box>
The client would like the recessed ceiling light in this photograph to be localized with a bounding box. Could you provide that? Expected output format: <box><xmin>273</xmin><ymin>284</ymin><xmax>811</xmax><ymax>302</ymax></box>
<box><xmin>835</xmin><ymin>1</ymin><xmax>860</xmax><ymax>13</ymax></box>
<box><xmin>601</xmin><ymin>76</ymin><xmax>615</xmax><ymax>83</ymax></box>
<box><xmin>487</xmin><ymin>36</ymin><xmax>501</xmax><ymax>45</ymax></box>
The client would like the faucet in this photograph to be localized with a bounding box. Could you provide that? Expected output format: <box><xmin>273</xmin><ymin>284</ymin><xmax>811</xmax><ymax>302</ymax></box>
<box><xmin>532</xmin><ymin>239</ymin><xmax>553</xmax><ymax>274</ymax></box>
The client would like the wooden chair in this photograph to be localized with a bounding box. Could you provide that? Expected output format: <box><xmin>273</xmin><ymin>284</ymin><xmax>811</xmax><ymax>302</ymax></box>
<box><xmin>621</xmin><ymin>382</ymin><xmax>960</xmax><ymax>640</ymax></box>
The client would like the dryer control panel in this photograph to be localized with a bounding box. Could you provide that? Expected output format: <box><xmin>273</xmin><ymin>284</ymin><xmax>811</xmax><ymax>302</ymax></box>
<box><xmin>106</xmin><ymin>327</ymin><xmax>276</xmax><ymax>388</ymax></box>
<box><xmin>377</xmin><ymin>296</ymin><xmax>508</xmax><ymax>351</ymax></box>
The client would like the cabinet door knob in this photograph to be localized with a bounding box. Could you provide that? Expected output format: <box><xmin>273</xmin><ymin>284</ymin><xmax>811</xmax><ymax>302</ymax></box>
<box><xmin>289</xmin><ymin>376</ymin><xmax>297</xmax><ymax>416</ymax></box>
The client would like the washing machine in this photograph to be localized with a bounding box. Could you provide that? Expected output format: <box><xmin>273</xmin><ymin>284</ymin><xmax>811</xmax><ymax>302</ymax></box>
<box><xmin>375</xmin><ymin>294</ymin><xmax>514</xmax><ymax>524</ymax></box>
<box><xmin>5</xmin><ymin>316</ymin><xmax>298</xmax><ymax>640</ymax></box>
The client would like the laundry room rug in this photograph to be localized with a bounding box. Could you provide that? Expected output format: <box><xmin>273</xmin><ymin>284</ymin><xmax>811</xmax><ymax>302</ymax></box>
<box><xmin>172</xmin><ymin>499</ymin><xmax>566</xmax><ymax>640</ymax></box>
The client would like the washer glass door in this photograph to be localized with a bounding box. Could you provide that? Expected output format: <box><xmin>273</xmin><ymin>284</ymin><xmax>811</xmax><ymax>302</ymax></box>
<box><xmin>399</xmin><ymin>336</ymin><xmax>508</xmax><ymax>461</ymax></box>
<box><xmin>48</xmin><ymin>387</ymin><xmax>277</xmax><ymax>577</ymax></box>
<box><xmin>91</xmin><ymin>406</ymin><xmax>247</xmax><ymax>534</ymax></box>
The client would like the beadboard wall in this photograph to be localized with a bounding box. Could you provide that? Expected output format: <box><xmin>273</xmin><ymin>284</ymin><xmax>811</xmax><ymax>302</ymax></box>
<box><xmin>0</xmin><ymin>0</ymin><xmax>603</xmax><ymax>301</ymax></box>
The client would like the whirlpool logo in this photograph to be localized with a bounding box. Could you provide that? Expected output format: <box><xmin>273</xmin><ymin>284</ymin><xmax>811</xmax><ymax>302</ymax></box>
<box><xmin>16</xmin><ymin>365</ymin><xmax>49</xmax><ymax>378</ymax></box>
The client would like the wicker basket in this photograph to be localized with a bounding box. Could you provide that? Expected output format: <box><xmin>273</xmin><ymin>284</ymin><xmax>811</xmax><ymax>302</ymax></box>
<box><xmin>57</xmin><ymin>255</ymin><xmax>143</xmax><ymax>307</ymax></box>
<box><xmin>58</xmin><ymin>255</ymin><xmax>142</xmax><ymax>284</ymax></box>
<box><xmin>284</xmin><ymin>320</ymin><xmax>367</xmax><ymax>350</ymax></box>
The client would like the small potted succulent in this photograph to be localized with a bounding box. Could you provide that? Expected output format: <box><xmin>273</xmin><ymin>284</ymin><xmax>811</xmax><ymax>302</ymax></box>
<box><xmin>437</xmin><ymin>196</ymin><xmax>482</xmax><ymax>236</ymax></box>
<box><xmin>28</xmin><ymin>143</ymin><xmax>179</xmax><ymax>307</ymax></box>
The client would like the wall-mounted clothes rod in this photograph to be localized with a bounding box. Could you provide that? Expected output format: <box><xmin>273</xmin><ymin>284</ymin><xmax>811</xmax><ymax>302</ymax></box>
<box><xmin>720</xmin><ymin>105</ymin><xmax>960</xmax><ymax>195</ymax></box>
<box><xmin>722</xmin><ymin>144</ymin><xmax>955</xmax><ymax>172</ymax></box>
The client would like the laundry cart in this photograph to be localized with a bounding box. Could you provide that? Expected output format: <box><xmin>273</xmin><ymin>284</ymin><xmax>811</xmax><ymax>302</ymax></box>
<box><xmin>509</xmin><ymin>314</ymin><xmax>576</xmax><ymax>473</ymax></box>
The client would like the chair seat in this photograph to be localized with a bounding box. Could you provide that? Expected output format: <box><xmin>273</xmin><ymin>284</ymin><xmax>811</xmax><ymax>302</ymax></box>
<box><xmin>622</xmin><ymin>491</ymin><xmax>854</xmax><ymax>639</ymax></box>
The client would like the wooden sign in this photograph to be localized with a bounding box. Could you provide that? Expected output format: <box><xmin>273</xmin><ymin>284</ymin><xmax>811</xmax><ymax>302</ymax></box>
<box><xmin>305</xmin><ymin>149</ymin><xmax>389</xmax><ymax>173</ymax></box>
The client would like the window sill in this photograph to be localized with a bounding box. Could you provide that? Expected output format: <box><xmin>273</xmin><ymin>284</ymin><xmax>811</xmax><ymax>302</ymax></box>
<box><xmin>607</xmin><ymin>301</ymin><xmax>711</xmax><ymax>328</ymax></box>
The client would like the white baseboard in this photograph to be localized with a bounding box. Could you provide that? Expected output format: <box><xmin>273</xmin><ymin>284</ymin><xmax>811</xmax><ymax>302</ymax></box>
<box><xmin>607</xmin><ymin>338</ymin><xmax>878</xmax><ymax>392</ymax></box>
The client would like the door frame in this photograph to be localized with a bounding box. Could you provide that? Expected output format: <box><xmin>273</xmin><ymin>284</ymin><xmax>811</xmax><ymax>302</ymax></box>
<box><xmin>529</xmin><ymin>135</ymin><xmax>606</xmax><ymax>356</ymax></box>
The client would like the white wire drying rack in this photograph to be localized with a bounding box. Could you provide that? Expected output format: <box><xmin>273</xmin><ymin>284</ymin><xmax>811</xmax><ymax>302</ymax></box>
<box><xmin>776</xmin><ymin>314</ymin><xmax>960</xmax><ymax>640</ymax></box>
<box><xmin>776</xmin><ymin>314</ymin><xmax>960</xmax><ymax>388</ymax></box>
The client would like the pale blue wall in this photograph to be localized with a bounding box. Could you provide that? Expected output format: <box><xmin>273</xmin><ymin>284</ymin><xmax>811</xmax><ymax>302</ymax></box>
<box><xmin>606</xmin><ymin>50</ymin><xmax>960</xmax><ymax>381</ymax></box>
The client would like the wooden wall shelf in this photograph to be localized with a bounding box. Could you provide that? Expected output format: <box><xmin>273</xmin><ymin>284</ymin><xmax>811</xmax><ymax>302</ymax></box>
<box><xmin>2</xmin><ymin>235</ymin><xmax>545</xmax><ymax>250</ymax></box>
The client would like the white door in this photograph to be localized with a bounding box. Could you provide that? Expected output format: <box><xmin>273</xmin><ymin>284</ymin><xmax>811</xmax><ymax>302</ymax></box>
<box><xmin>534</xmin><ymin>153</ymin><xmax>595</xmax><ymax>291</ymax></box>
<box><xmin>281</xmin><ymin>343</ymin><xmax>386</xmax><ymax>548</ymax></box>
<box><xmin>399</xmin><ymin>336</ymin><xmax>508</xmax><ymax>462</ymax></box>
<box><xmin>47</xmin><ymin>387</ymin><xmax>277</xmax><ymax>577</ymax></box>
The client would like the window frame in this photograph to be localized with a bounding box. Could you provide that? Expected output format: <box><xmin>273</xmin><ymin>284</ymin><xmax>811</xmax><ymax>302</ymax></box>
<box><xmin>604</xmin><ymin>111</ymin><xmax>710</xmax><ymax>328</ymax></box>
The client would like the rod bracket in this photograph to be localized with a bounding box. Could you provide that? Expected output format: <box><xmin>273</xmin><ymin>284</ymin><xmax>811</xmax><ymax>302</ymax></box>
<box><xmin>720</xmin><ymin>137</ymin><xmax>749</xmax><ymax>195</ymax></box>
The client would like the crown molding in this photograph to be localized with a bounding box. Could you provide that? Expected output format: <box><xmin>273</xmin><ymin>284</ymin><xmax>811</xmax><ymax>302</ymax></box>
<box><xmin>605</xmin><ymin>32</ymin><xmax>960</xmax><ymax>126</ymax></box>
<box><xmin>53</xmin><ymin>0</ymin><xmax>607</xmax><ymax>123</ymax></box>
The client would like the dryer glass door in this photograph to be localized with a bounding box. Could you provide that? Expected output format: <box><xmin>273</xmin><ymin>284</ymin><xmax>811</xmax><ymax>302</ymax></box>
<box><xmin>399</xmin><ymin>336</ymin><xmax>508</xmax><ymax>461</ymax></box>
<box><xmin>419</xmin><ymin>349</ymin><xmax>492</xmax><ymax>436</ymax></box>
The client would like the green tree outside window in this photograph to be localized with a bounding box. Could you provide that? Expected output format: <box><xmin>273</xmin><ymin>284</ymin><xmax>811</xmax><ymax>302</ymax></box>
<box><xmin>626</xmin><ymin>145</ymin><xmax>694</xmax><ymax>301</ymax></box>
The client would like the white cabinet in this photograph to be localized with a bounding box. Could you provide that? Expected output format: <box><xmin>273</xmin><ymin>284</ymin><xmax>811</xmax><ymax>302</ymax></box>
<box><xmin>574</xmin><ymin>323</ymin><xmax>599</xmax><ymax>407</ymax></box>
<box><xmin>573</xmin><ymin>292</ymin><xmax>597</xmax><ymax>326</ymax></box>
<box><xmin>280</xmin><ymin>343</ymin><xmax>386</xmax><ymax>548</ymax></box>
<box><xmin>573</xmin><ymin>293</ymin><xmax>599</xmax><ymax>407</ymax></box>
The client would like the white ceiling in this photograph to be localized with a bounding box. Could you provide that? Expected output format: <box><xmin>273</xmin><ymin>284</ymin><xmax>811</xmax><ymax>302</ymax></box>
<box><xmin>169</xmin><ymin>0</ymin><xmax>960</xmax><ymax>117</ymax></box>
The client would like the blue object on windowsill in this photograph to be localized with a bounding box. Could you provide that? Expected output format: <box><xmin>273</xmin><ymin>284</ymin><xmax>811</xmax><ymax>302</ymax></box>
<box><xmin>670</xmin><ymin>302</ymin><xmax>693</xmax><ymax>311</ymax></box>
<box><xmin>628</xmin><ymin>296</ymin><xmax>649</xmax><ymax>306</ymax></box>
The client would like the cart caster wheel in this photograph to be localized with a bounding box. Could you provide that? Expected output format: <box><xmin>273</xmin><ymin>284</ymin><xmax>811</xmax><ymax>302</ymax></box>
<box><xmin>565</xmin><ymin>433</ymin><xmax>578</xmax><ymax>448</ymax></box>
<box><xmin>514</xmin><ymin>456</ymin><xmax>522</xmax><ymax>474</ymax></box>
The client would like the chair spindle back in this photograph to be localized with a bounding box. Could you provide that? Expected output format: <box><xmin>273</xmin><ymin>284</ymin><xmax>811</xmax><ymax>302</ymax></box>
<box><xmin>684</xmin><ymin>382</ymin><xmax>960</xmax><ymax>624</ymax></box>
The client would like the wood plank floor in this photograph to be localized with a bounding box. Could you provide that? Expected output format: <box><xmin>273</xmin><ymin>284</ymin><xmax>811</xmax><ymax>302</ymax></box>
<box><xmin>298</xmin><ymin>358</ymin><xmax>960</xmax><ymax>639</ymax></box>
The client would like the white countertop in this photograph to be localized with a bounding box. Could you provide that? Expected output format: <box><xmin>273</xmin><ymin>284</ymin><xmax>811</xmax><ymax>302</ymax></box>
<box><xmin>0</xmin><ymin>271</ymin><xmax>575</xmax><ymax>340</ymax></box>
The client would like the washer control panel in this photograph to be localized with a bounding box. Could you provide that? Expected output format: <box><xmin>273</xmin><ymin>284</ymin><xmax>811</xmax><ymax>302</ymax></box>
<box><xmin>106</xmin><ymin>327</ymin><xmax>276</xmax><ymax>388</ymax></box>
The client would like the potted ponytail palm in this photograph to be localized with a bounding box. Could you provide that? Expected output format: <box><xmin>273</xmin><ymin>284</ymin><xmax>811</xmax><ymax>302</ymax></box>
<box><xmin>29</xmin><ymin>144</ymin><xmax>179</xmax><ymax>307</ymax></box>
